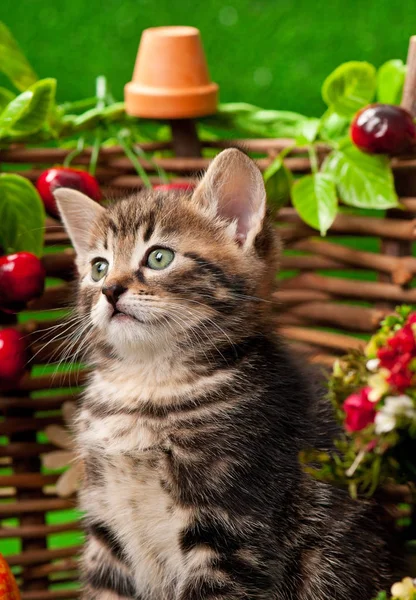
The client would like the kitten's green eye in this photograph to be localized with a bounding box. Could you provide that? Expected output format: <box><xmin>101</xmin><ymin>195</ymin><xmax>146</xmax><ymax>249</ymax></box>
<box><xmin>146</xmin><ymin>248</ymin><xmax>174</xmax><ymax>270</ymax></box>
<box><xmin>91</xmin><ymin>259</ymin><xmax>109</xmax><ymax>282</ymax></box>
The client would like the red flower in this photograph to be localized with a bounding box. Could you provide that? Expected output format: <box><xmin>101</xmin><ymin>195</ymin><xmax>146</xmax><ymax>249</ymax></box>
<box><xmin>406</xmin><ymin>312</ymin><xmax>416</xmax><ymax>326</ymax></box>
<box><xmin>377</xmin><ymin>346</ymin><xmax>397</xmax><ymax>370</ymax></box>
<box><xmin>386</xmin><ymin>370</ymin><xmax>413</xmax><ymax>392</ymax></box>
<box><xmin>388</xmin><ymin>325</ymin><xmax>416</xmax><ymax>354</ymax></box>
<box><xmin>343</xmin><ymin>387</ymin><xmax>376</xmax><ymax>432</ymax></box>
<box><xmin>376</xmin><ymin>320</ymin><xmax>416</xmax><ymax>392</ymax></box>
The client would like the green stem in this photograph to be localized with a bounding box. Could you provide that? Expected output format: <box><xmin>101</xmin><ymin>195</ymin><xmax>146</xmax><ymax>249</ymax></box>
<box><xmin>63</xmin><ymin>136</ymin><xmax>85</xmax><ymax>167</ymax></box>
<box><xmin>134</xmin><ymin>144</ymin><xmax>169</xmax><ymax>184</ymax></box>
<box><xmin>95</xmin><ymin>76</ymin><xmax>107</xmax><ymax>110</ymax></box>
<box><xmin>279</xmin><ymin>143</ymin><xmax>297</xmax><ymax>160</ymax></box>
<box><xmin>87</xmin><ymin>76</ymin><xmax>107</xmax><ymax>175</ymax></box>
<box><xmin>89</xmin><ymin>129</ymin><xmax>102</xmax><ymax>176</ymax></box>
<box><xmin>115</xmin><ymin>130</ymin><xmax>152</xmax><ymax>189</ymax></box>
<box><xmin>308</xmin><ymin>144</ymin><xmax>319</xmax><ymax>175</ymax></box>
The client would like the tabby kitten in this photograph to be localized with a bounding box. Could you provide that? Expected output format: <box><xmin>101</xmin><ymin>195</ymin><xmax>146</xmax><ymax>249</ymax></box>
<box><xmin>55</xmin><ymin>149</ymin><xmax>392</xmax><ymax>600</ymax></box>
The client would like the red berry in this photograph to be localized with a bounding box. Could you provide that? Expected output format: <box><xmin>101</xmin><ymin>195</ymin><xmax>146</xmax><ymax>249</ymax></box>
<box><xmin>154</xmin><ymin>182</ymin><xmax>195</xmax><ymax>192</ymax></box>
<box><xmin>350</xmin><ymin>104</ymin><xmax>416</xmax><ymax>155</ymax></box>
<box><xmin>0</xmin><ymin>252</ymin><xmax>46</xmax><ymax>313</ymax></box>
<box><xmin>0</xmin><ymin>328</ymin><xmax>27</xmax><ymax>385</ymax></box>
<box><xmin>37</xmin><ymin>167</ymin><xmax>102</xmax><ymax>218</ymax></box>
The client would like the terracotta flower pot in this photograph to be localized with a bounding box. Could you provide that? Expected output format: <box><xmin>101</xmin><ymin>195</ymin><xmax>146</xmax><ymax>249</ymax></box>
<box><xmin>125</xmin><ymin>26</ymin><xmax>218</xmax><ymax>119</ymax></box>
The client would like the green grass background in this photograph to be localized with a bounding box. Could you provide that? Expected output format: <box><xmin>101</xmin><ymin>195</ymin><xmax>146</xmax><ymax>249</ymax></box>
<box><xmin>1</xmin><ymin>0</ymin><xmax>416</xmax><ymax>115</ymax></box>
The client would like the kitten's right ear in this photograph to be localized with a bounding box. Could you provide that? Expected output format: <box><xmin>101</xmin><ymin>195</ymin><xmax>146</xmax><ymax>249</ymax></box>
<box><xmin>53</xmin><ymin>188</ymin><xmax>105</xmax><ymax>257</ymax></box>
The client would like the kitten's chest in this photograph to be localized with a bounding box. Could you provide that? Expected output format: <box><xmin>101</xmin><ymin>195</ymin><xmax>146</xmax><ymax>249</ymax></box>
<box><xmin>86</xmin><ymin>450</ymin><xmax>187</xmax><ymax>595</ymax></box>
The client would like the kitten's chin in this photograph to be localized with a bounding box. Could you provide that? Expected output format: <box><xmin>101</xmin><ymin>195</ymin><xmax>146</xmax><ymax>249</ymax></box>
<box><xmin>103</xmin><ymin>316</ymin><xmax>169</xmax><ymax>357</ymax></box>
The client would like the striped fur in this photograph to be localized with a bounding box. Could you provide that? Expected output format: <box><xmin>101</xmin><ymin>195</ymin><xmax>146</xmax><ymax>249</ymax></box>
<box><xmin>56</xmin><ymin>150</ymin><xmax>394</xmax><ymax>599</ymax></box>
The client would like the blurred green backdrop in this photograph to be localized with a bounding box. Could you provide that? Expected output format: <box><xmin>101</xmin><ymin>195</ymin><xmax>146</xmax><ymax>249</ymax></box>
<box><xmin>0</xmin><ymin>0</ymin><xmax>415</xmax><ymax>569</ymax></box>
<box><xmin>1</xmin><ymin>0</ymin><xmax>416</xmax><ymax>115</ymax></box>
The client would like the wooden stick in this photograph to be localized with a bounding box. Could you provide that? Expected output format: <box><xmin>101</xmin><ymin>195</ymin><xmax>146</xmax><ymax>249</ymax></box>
<box><xmin>401</xmin><ymin>35</ymin><xmax>416</xmax><ymax>116</ymax></box>
<box><xmin>27</xmin><ymin>284</ymin><xmax>73</xmax><ymax>311</ymax></box>
<box><xmin>292</xmin><ymin>238</ymin><xmax>416</xmax><ymax>285</ymax></box>
<box><xmin>41</xmin><ymin>250</ymin><xmax>76</xmax><ymax>280</ymax></box>
<box><xmin>0</xmin><ymin>417</ymin><xmax>64</xmax><ymax>436</ymax></box>
<box><xmin>0</xmin><ymin>522</ymin><xmax>80</xmax><ymax>540</ymax></box>
<box><xmin>0</xmin><ymin>474</ymin><xmax>59</xmax><ymax>489</ymax></box>
<box><xmin>287</xmin><ymin>302</ymin><xmax>387</xmax><ymax>332</ymax></box>
<box><xmin>6</xmin><ymin>545</ymin><xmax>82</xmax><ymax>566</ymax></box>
<box><xmin>205</xmin><ymin>138</ymin><xmax>329</xmax><ymax>154</ymax></box>
<box><xmin>24</xmin><ymin>558</ymin><xmax>79</xmax><ymax>579</ymax></box>
<box><xmin>0</xmin><ymin>394</ymin><xmax>78</xmax><ymax>411</ymax></box>
<box><xmin>43</xmin><ymin>231</ymin><xmax>71</xmax><ymax>245</ymax></box>
<box><xmin>280</xmin><ymin>254</ymin><xmax>345</xmax><ymax>271</ymax></box>
<box><xmin>272</xmin><ymin>289</ymin><xmax>334</xmax><ymax>306</ymax></box>
<box><xmin>0</xmin><ymin>443</ymin><xmax>55</xmax><ymax>458</ymax></box>
<box><xmin>0</xmin><ymin>498</ymin><xmax>74</xmax><ymax>517</ymax></box>
<box><xmin>279</xmin><ymin>326</ymin><xmax>365</xmax><ymax>352</ymax></box>
<box><xmin>18</xmin><ymin>370</ymin><xmax>88</xmax><ymax>392</ymax></box>
<box><xmin>281</xmin><ymin>272</ymin><xmax>416</xmax><ymax>302</ymax></box>
<box><xmin>0</xmin><ymin>142</ymin><xmax>170</xmax><ymax>163</ymax></box>
<box><xmin>278</xmin><ymin>208</ymin><xmax>416</xmax><ymax>241</ymax></box>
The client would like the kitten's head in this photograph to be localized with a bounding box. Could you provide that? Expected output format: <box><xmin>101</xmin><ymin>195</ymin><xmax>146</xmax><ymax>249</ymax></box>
<box><xmin>55</xmin><ymin>149</ymin><xmax>278</xmax><ymax>359</ymax></box>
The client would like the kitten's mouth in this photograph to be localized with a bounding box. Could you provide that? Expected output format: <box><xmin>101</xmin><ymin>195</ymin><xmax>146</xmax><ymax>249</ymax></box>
<box><xmin>111</xmin><ymin>308</ymin><xmax>144</xmax><ymax>324</ymax></box>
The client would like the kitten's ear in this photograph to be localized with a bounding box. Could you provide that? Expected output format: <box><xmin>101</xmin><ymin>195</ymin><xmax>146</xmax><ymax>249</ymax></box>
<box><xmin>192</xmin><ymin>148</ymin><xmax>266</xmax><ymax>247</ymax></box>
<box><xmin>53</xmin><ymin>188</ymin><xmax>105</xmax><ymax>257</ymax></box>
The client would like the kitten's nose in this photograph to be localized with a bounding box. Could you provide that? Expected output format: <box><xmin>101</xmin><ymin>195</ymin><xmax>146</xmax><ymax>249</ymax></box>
<box><xmin>102</xmin><ymin>283</ymin><xmax>126</xmax><ymax>307</ymax></box>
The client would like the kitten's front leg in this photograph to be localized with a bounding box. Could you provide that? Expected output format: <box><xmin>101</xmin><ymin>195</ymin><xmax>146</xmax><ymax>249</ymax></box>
<box><xmin>80</xmin><ymin>528</ymin><xmax>138</xmax><ymax>599</ymax></box>
<box><xmin>177</xmin><ymin>520</ymin><xmax>273</xmax><ymax>600</ymax></box>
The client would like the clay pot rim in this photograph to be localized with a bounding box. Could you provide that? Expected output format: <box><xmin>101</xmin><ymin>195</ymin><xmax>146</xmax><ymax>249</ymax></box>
<box><xmin>143</xmin><ymin>25</ymin><xmax>200</xmax><ymax>37</ymax></box>
<box><xmin>125</xmin><ymin>81</ymin><xmax>218</xmax><ymax>119</ymax></box>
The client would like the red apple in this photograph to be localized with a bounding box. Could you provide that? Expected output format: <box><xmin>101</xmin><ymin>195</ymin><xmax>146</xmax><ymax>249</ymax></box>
<box><xmin>350</xmin><ymin>104</ymin><xmax>416</xmax><ymax>155</ymax></box>
<box><xmin>0</xmin><ymin>328</ymin><xmax>27</xmax><ymax>385</ymax></box>
<box><xmin>0</xmin><ymin>252</ymin><xmax>46</xmax><ymax>313</ymax></box>
<box><xmin>37</xmin><ymin>167</ymin><xmax>102</xmax><ymax>218</ymax></box>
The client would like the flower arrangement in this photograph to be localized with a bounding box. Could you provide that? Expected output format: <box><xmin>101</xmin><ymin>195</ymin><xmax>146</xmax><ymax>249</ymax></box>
<box><xmin>303</xmin><ymin>305</ymin><xmax>416</xmax><ymax>498</ymax></box>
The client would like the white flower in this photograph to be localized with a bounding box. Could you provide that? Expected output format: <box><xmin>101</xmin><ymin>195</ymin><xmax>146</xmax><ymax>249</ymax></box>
<box><xmin>385</xmin><ymin>395</ymin><xmax>415</xmax><ymax>417</ymax></box>
<box><xmin>366</xmin><ymin>358</ymin><xmax>380</xmax><ymax>372</ymax></box>
<box><xmin>375</xmin><ymin>395</ymin><xmax>416</xmax><ymax>435</ymax></box>
<box><xmin>375</xmin><ymin>412</ymin><xmax>396</xmax><ymax>434</ymax></box>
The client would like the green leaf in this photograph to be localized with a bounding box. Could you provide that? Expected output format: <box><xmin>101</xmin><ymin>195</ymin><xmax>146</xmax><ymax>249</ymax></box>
<box><xmin>0</xmin><ymin>78</ymin><xmax>56</xmax><ymax>137</ymax></box>
<box><xmin>319</xmin><ymin>109</ymin><xmax>350</xmax><ymax>142</ymax></box>
<box><xmin>291</xmin><ymin>173</ymin><xmax>337</xmax><ymax>235</ymax></box>
<box><xmin>295</xmin><ymin>117</ymin><xmax>321</xmax><ymax>145</ymax></box>
<box><xmin>377</xmin><ymin>59</ymin><xmax>406</xmax><ymax>105</ymax></box>
<box><xmin>0</xmin><ymin>174</ymin><xmax>45</xmax><ymax>256</ymax></box>
<box><xmin>0</xmin><ymin>86</ymin><xmax>15</xmax><ymax>112</ymax></box>
<box><xmin>264</xmin><ymin>157</ymin><xmax>293</xmax><ymax>210</ymax></box>
<box><xmin>213</xmin><ymin>103</ymin><xmax>308</xmax><ymax>138</ymax></box>
<box><xmin>322</xmin><ymin>61</ymin><xmax>377</xmax><ymax>118</ymax></box>
<box><xmin>0</xmin><ymin>21</ymin><xmax>38</xmax><ymax>91</ymax></box>
<box><xmin>323</xmin><ymin>143</ymin><xmax>399</xmax><ymax>209</ymax></box>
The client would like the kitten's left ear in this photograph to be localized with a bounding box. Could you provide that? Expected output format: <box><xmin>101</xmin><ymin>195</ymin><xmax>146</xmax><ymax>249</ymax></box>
<box><xmin>53</xmin><ymin>188</ymin><xmax>105</xmax><ymax>257</ymax></box>
<box><xmin>192</xmin><ymin>148</ymin><xmax>266</xmax><ymax>248</ymax></box>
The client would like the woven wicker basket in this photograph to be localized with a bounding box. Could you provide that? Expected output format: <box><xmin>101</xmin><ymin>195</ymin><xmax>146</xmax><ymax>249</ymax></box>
<box><xmin>0</xmin><ymin>137</ymin><xmax>415</xmax><ymax>598</ymax></box>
